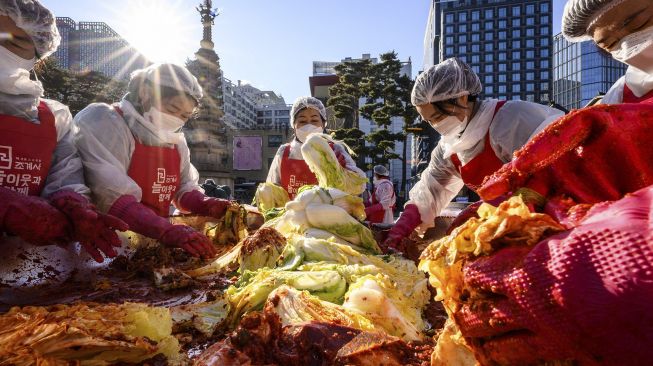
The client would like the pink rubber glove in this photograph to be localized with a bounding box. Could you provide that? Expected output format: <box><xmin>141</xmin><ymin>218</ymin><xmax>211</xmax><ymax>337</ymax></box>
<box><xmin>178</xmin><ymin>190</ymin><xmax>230</xmax><ymax>219</ymax></box>
<box><xmin>364</xmin><ymin>203</ymin><xmax>384</xmax><ymax>217</ymax></box>
<box><xmin>49</xmin><ymin>190</ymin><xmax>128</xmax><ymax>263</ymax></box>
<box><xmin>0</xmin><ymin>187</ymin><xmax>70</xmax><ymax>245</ymax></box>
<box><xmin>109</xmin><ymin>195</ymin><xmax>217</xmax><ymax>258</ymax></box>
<box><xmin>382</xmin><ymin>204</ymin><xmax>421</xmax><ymax>253</ymax></box>
<box><xmin>457</xmin><ymin>185</ymin><xmax>653</xmax><ymax>365</ymax></box>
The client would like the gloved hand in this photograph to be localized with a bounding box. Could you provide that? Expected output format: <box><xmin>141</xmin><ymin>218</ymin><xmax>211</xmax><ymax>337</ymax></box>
<box><xmin>178</xmin><ymin>190</ymin><xmax>231</xmax><ymax>219</ymax></box>
<box><xmin>382</xmin><ymin>204</ymin><xmax>421</xmax><ymax>253</ymax></box>
<box><xmin>457</xmin><ymin>185</ymin><xmax>653</xmax><ymax>365</ymax></box>
<box><xmin>49</xmin><ymin>190</ymin><xmax>128</xmax><ymax>263</ymax></box>
<box><xmin>109</xmin><ymin>195</ymin><xmax>216</xmax><ymax>258</ymax></box>
<box><xmin>335</xmin><ymin>150</ymin><xmax>347</xmax><ymax>168</ymax></box>
<box><xmin>364</xmin><ymin>203</ymin><xmax>384</xmax><ymax>218</ymax></box>
<box><xmin>0</xmin><ymin>187</ymin><xmax>70</xmax><ymax>245</ymax></box>
<box><xmin>478</xmin><ymin>103</ymin><xmax>653</xmax><ymax>218</ymax></box>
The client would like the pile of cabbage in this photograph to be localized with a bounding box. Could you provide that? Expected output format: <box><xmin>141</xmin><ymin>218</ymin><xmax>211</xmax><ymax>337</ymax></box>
<box><xmin>193</xmin><ymin>133</ymin><xmax>431</xmax><ymax>341</ymax></box>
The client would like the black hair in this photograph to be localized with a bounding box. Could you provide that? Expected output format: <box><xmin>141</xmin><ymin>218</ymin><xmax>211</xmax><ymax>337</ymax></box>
<box><xmin>431</xmin><ymin>94</ymin><xmax>478</xmax><ymax>116</ymax></box>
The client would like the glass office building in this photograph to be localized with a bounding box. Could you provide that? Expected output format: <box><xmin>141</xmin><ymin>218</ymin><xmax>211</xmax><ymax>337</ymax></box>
<box><xmin>553</xmin><ymin>32</ymin><xmax>627</xmax><ymax>110</ymax></box>
<box><xmin>424</xmin><ymin>0</ymin><xmax>554</xmax><ymax>103</ymax></box>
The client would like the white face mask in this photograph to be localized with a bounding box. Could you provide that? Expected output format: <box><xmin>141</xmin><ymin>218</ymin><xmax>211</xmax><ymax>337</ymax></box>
<box><xmin>143</xmin><ymin>106</ymin><xmax>186</xmax><ymax>132</ymax></box>
<box><xmin>610</xmin><ymin>27</ymin><xmax>653</xmax><ymax>74</ymax></box>
<box><xmin>0</xmin><ymin>45</ymin><xmax>42</xmax><ymax>97</ymax></box>
<box><xmin>295</xmin><ymin>124</ymin><xmax>323</xmax><ymax>143</ymax></box>
<box><xmin>431</xmin><ymin>115</ymin><xmax>467</xmax><ymax>137</ymax></box>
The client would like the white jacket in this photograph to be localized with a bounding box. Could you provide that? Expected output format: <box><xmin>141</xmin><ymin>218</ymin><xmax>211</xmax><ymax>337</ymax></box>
<box><xmin>407</xmin><ymin>99</ymin><xmax>564</xmax><ymax>234</ymax></box>
<box><xmin>373</xmin><ymin>178</ymin><xmax>396</xmax><ymax>224</ymax></box>
<box><xmin>73</xmin><ymin>99</ymin><xmax>202</xmax><ymax>213</ymax></box>
<box><xmin>602</xmin><ymin>66</ymin><xmax>653</xmax><ymax>104</ymax></box>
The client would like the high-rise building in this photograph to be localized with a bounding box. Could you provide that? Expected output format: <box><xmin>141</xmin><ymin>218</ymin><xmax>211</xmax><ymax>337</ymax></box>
<box><xmin>52</xmin><ymin>18</ymin><xmax>149</xmax><ymax>80</ymax></box>
<box><xmin>553</xmin><ymin>32</ymin><xmax>627</xmax><ymax>110</ymax></box>
<box><xmin>424</xmin><ymin>0</ymin><xmax>554</xmax><ymax>103</ymax></box>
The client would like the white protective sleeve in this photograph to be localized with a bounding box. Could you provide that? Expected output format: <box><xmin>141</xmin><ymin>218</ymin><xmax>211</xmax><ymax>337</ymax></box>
<box><xmin>265</xmin><ymin>139</ymin><xmax>366</xmax><ymax>186</ymax></box>
<box><xmin>73</xmin><ymin>102</ymin><xmax>202</xmax><ymax>213</ymax></box>
<box><xmin>40</xmin><ymin>98</ymin><xmax>90</xmax><ymax>198</ymax></box>
<box><xmin>407</xmin><ymin>99</ymin><xmax>564</xmax><ymax>233</ymax></box>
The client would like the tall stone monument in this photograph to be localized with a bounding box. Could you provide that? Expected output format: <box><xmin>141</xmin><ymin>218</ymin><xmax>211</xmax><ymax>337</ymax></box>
<box><xmin>185</xmin><ymin>0</ymin><xmax>233</xmax><ymax>188</ymax></box>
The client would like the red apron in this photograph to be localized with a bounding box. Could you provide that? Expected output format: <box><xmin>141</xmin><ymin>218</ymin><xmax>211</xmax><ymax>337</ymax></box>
<box><xmin>0</xmin><ymin>101</ymin><xmax>57</xmax><ymax>196</ymax></box>
<box><xmin>280</xmin><ymin>144</ymin><xmax>319</xmax><ymax>200</ymax></box>
<box><xmin>622</xmin><ymin>84</ymin><xmax>653</xmax><ymax>103</ymax></box>
<box><xmin>114</xmin><ymin>106</ymin><xmax>181</xmax><ymax>217</ymax></box>
<box><xmin>368</xmin><ymin>180</ymin><xmax>395</xmax><ymax>224</ymax></box>
<box><xmin>450</xmin><ymin>101</ymin><xmax>507</xmax><ymax>191</ymax></box>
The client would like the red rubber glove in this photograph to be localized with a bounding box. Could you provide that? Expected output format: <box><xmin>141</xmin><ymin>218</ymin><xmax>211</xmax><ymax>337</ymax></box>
<box><xmin>364</xmin><ymin>203</ymin><xmax>384</xmax><ymax>218</ymax></box>
<box><xmin>178</xmin><ymin>190</ymin><xmax>230</xmax><ymax>219</ymax></box>
<box><xmin>335</xmin><ymin>151</ymin><xmax>347</xmax><ymax>168</ymax></box>
<box><xmin>109</xmin><ymin>195</ymin><xmax>216</xmax><ymax>258</ymax></box>
<box><xmin>382</xmin><ymin>204</ymin><xmax>421</xmax><ymax>253</ymax></box>
<box><xmin>0</xmin><ymin>187</ymin><xmax>70</xmax><ymax>245</ymax></box>
<box><xmin>49</xmin><ymin>190</ymin><xmax>128</xmax><ymax>263</ymax></box>
<box><xmin>479</xmin><ymin>103</ymin><xmax>653</xmax><ymax>220</ymax></box>
<box><xmin>457</xmin><ymin>185</ymin><xmax>653</xmax><ymax>365</ymax></box>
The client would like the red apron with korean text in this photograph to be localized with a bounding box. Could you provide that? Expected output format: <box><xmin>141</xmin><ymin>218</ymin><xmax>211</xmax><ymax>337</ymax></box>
<box><xmin>114</xmin><ymin>106</ymin><xmax>181</xmax><ymax>217</ymax></box>
<box><xmin>280</xmin><ymin>145</ymin><xmax>320</xmax><ymax>200</ymax></box>
<box><xmin>0</xmin><ymin>101</ymin><xmax>57</xmax><ymax>196</ymax></box>
<box><xmin>368</xmin><ymin>180</ymin><xmax>396</xmax><ymax>224</ymax></box>
<box><xmin>450</xmin><ymin>101</ymin><xmax>506</xmax><ymax>190</ymax></box>
<box><xmin>623</xmin><ymin>84</ymin><xmax>653</xmax><ymax>103</ymax></box>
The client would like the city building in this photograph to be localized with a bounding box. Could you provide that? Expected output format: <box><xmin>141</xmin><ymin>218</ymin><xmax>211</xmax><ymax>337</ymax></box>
<box><xmin>53</xmin><ymin>17</ymin><xmax>150</xmax><ymax>80</ymax></box>
<box><xmin>424</xmin><ymin>0</ymin><xmax>554</xmax><ymax>103</ymax></box>
<box><xmin>553</xmin><ymin>32</ymin><xmax>627</xmax><ymax>110</ymax></box>
<box><xmin>309</xmin><ymin>54</ymin><xmax>414</xmax><ymax>198</ymax></box>
<box><xmin>221</xmin><ymin>78</ymin><xmax>259</xmax><ymax>130</ymax></box>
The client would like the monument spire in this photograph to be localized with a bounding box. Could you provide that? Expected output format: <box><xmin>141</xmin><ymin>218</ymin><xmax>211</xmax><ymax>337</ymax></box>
<box><xmin>196</xmin><ymin>0</ymin><xmax>218</xmax><ymax>50</ymax></box>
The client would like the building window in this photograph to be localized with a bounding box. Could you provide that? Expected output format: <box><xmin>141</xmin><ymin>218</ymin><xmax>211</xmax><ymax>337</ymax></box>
<box><xmin>499</xmin><ymin>7</ymin><xmax>507</xmax><ymax>17</ymax></box>
<box><xmin>268</xmin><ymin>135</ymin><xmax>283</xmax><ymax>147</ymax></box>
<box><xmin>512</xmin><ymin>72</ymin><xmax>520</xmax><ymax>81</ymax></box>
<box><xmin>541</xmin><ymin>60</ymin><xmax>550</xmax><ymax>68</ymax></box>
<box><xmin>472</xmin><ymin>65</ymin><xmax>480</xmax><ymax>73</ymax></box>
<box><xmin>459</xmin><ymin>24</ymin><xmax>467</xmax><ymax>32</ymax></box>
<box><xmin>485</xmin><ymin>43</ymin><xmax>494</xmax><ymax>52</ymax></box>
<box><xmin>526</xmin><ymin>61</ymin><xmax>535</xmax><ymax>69</ymax></box>
<box><xmin>485</xmin><ymin>75</ymin><xmax>493</xmax><ymax>84</ymax></box>
<box><xmin>485</xmin><ymin>21</ymin><xmax>494</xmax><ymax>29</ymax></box>
<box><xmin>499</xmin><ymin>85</ymin><xmax>507</xmax><ymax>93</ymax></box>
<box><xmin>499</xmin><ymin>73</ymin><xmax>507</xmax><ymax>82</ymax></box>
<box><xmin>445</xmin><ymin>46</ymin><xmax>454</xmax><ymax>55</ymax></box>
<box><xmin>512</xmin><ymin>40</ymin><xmax>521</xmax><ymax>49</ymax></box>
<box><xmin>541</xmin><ymin>2</ymin><xmax>550</xmax><ymax>12</ymax></box>
<box><xmin>446</xmin><ymin>13</ymin><xmax>454</xmax><ymax>23</ymax></box>
<box><xmin>459</xmin><ymin>56</ymin><xmax>467</xmax><ymax>63</ymax></box>
<box><xmin>526</xmin><ymin>4</ymin><xmax>535</xmax><ymax>14</ymax></box>
<box><xmin>512</xmin><ymin>5</ymin><xmax>521</xmax><ymax>17</ymax></box>
<box><xmin>513</xmin><ymin>62</ymin><xmax>521</xmax><ymax>71</ymax></box>
<box><xmin>526</xmin><ymin>50</ymin><xmax>535</xmax><ymax>58</ymax></box>
<box><xmin>472</xmin><ymin>44</ymin><xmax>480</xmax><ymax>52</ymax></box>
<box><xmin>541</xmin><ymin>26</ymin><xmax>550</xmax><ymax>35</ymax></box>
<box><xmin>498</xmin><ymin>41</ymin><xmax>507</xmax><ymax>50</ymax></box>
<box><xmin>513</xmin><ymin>84</ymin><xmax>521</xmax><ymax>93</ymax></box>
<box><xmin>499</xmin><ymin>63</ymin><xmax>507</xmax><ymax>72</ymax></box>
<box><xmin>472</xmin><ymin>22</ymin><xmax>480</xmax><ymax>31</ymax></box>
<box><xmin>485</xmin><ymin>32</ymin><xmax>493</xmax><ymax>41</ymax></box>
<box><xmin>512</xmin><ymin>51</ymin><xmax>521</xmax><ymax>59</ymax></box>
<box><xmin>527</xmin><ymin>83</ymin><xmax>535</xmax><ymax>92</ymax></box>
<box><xmin>540</xmin><ymin>82</ymin><xmax>549</xmax><ymax>90</ymax></box>
<box><xmin>512</xmin><ymin>29</ymin><xmax>521</xmax><ymax>38</ymax></box>
<box><xmin>459</xmin><ymin>45</ymin><xmax>467</xmax><ymax>53</ymax></box>
<box><xmin>486</xmin><ymin>53</ymin><xmax>494</xmax><ymax>62</ymax></box>
<box><xmin>541</xmin><ymin>49</ymin><xmax>549</xmax><ymax>58</ymax></box>
<box><xmin>485</xmin><ymin>64</ymin><xmax>494</xmax><ymax>73</ymax></box>
<box><xmin>485</xmin><ymin>8</ymin><xmax>493</xmax><ymax>18</ymax></box>
<box><xmin>458</xmin><ymin>34</ymin><xmax>467</xmax><ymax>43</ymax></box>
<box><xmin>472</xmin><ymin>55</ymin><xmax>480</xmax><ymax>63</ymax></box>
<box><xmin>498</xmin><ymin>52</ymin><xmax>507</xmax><ymax>61</ymax></box>
<box><xmin>526</xmin><ymin>39</ymin><xmax>535</xmax><ymax>48</ymax></box>
<box><xmin>541</xmin><ymin>71</ymin><xmax>550</xmax><ymax>79</ymax></box>
<box><xmin>526</xmin><ymin>16</ymin><xmax>535</xmax><ymax>26</ymax></box>
<box><xmin>472</xmin><ymin>33</ymin><xmax>480</xmax><ymax>42</ymax></box>
<box><xmin>512</xmin><ymin>18</ymin><xmax>521</xmax><ymax>27</ymax></box>
<box><xmin>472</xmin><ymin>10</ymin><xmax>480</xmax><ymax>20</ymax></box>
<box><xmin>460</xmin><ymin>11</ymin><xmax>467</xmax><ymax>21</ymax></box>
<box><xmin>485</xmin><ymin>86</ymin><xmax>493</xmax><ymax>94</ymax></box>
<box><xmin>541</xmin><ymin>37</ymin><xmax>550</xmax><ymax>46</ymax></box>
<box><xmin>526</xmin><ymin>72</ymin><xmax>535</xmax><ymax>80</ymax></box>
<box><xmin>541</xmin><ymin>15</ymin><xmax>550</xmax><ymax>24</ymax></box>
<box><xmin>446</xmin><ymin>25</ymin><xmax>454</xmax><ymax>33</ymax></box>
<box><xmin>498</xmin><ymin>20</ymin><xmax>507</xmax><ymax>29</ymax></box>
<box><xmin>527</xmin><ymin>28</ymin><xmax>535</xmax><ymax>36</ymax></box>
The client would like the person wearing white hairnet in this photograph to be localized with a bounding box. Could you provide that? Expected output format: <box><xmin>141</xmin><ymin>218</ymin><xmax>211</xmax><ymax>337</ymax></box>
<box><xmin>563</xmin><ymin>0</ymin><xmax>653</xmax><ymax>103</ymax></box>
<box><xmin>0</xmin><ymin>0</ymin><xmax>128</xmax><ymax>299</ymax></box>
<box><xmin>383</xmin><ymin>58</ymin><xmax>564</xmax><ymax>252</ymax></box>
<box><xmin>266</xmin><ymin>96</ymin><xmax>365</xmax><ymax>199</ymax></box>
<box><xmin>365</xmin><ymin>165</ymin><xmax>396</xmax><ymax>225</ymax></box>
<box><xmin>73</xmin><ymin>63</ymin><xmax>226</xmax><ymax>259</ymax></box>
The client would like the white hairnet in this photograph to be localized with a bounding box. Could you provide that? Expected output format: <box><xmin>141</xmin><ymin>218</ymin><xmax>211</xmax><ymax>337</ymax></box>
<box><xmin>373</xmin><ymin>165</ymin><xmax>389</xmax><ymax>176</ymax></box>
<box><xmin>290</xmin><ymin>96</ymin><xmax>327</xmax><ymax>125</ymax></box>
<box><xmin>0</xmin><ymin>0</ymin><xmax>60</xmax><ymax>58</ymax></box>
<box><xmin>411</xmin><ymin>58</ymin><xmax>482</xmax><ymax>106</ymax></box>
<box><xmin>129</xmin><ymin>63</ymin><xmax>203</xmax><ymax>102</ymax></box>
<box><xmin>562</xmin><ymin>0</ymin><xmax>628</xmax><ymax>42</ymax></box>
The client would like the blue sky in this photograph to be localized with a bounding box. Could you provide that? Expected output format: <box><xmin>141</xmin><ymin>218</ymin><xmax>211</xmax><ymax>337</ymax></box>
<box><xmin>41</xmin><ymin>0</ymin><xmax>567</xmax><ymax>103</ymax></box>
